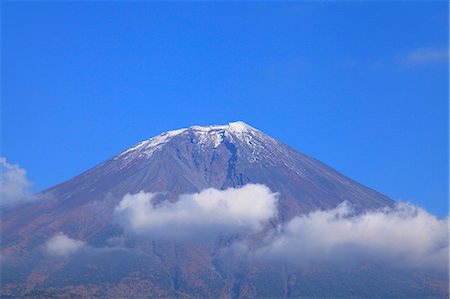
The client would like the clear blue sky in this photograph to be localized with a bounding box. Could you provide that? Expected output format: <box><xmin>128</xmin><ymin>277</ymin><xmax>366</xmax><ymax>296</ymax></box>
<box><xmin>2</xmin><ymin>2</ymin><xmax>448</xmax><ymax>216</ymax></box>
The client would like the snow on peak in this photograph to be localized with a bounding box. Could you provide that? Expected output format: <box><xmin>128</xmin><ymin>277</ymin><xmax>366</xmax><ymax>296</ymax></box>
<box><xmin>115</xmin><ymin>121</ymin><xmax>261</xmax><ymax>161</ymax></box>
<box><xmin>231</xmin><ymin>121</ymin><xmax>258</xmax><ymax>133</ymax></box>
<box><xmin>190</xmin><ymin>121</ymin><xmax>255</xmax><ymax>134</ymax></box>
<box><xmin>188</xmin><ymin>121</ymin><xmax>259</xmax><ymax>148</ymax></box>
<box><xmin>227</xmin><ymin>121</ymin><xmax>254</xmax><ymax>133</ymax></box>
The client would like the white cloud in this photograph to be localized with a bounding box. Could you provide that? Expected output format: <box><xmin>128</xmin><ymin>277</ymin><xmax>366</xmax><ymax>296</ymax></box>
<box><xmin>0</xmin><ymin>157</ymin><xmax>35</xmax><ymax>209</ymax></box>
<box><xmin>114</xmin><ymin>184</ymin><xmax>278</xmax><ymax>239</ymax></box>
<box><xmin>400</xmin><ymin>47</ymin><xmax>448</xmax><ymax>65</ymax></box>
<box><xmin>45</xmin><ymin>233</ymin><xmax>85</xmax><ymax>256</ymax></box>
<box><xmin>249</xmin><ymin>202</ymin><xmax>448</xmax><ymax>271</ymax></box>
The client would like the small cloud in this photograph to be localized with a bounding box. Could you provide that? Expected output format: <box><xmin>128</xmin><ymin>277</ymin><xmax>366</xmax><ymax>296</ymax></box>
<box><xmin>114</xmin><ymin>184</ymin><xmax>278</xmax><ymax>240</ymax></box>
<box><xmin>244</xmin><ymin>202</ymin><xmax>448</xmax><ymax>272</ymax></box>
<box><xmin>0</xmin><ymin>157</ymin><xmax>35</xmax><ymax>209</ymax></box>
<box><xmin>399</xmin><ymin>47</ymin><xmax>449</xmax><ymax>65</ymax></box>
<box><xmin>45</xmin><ymin>233</ymin><xmax>85</xmax><ymax>256</ymax></box>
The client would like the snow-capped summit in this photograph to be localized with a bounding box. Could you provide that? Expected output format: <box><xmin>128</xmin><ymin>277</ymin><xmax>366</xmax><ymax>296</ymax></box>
<box><xmin>116</xmin><ymin>121</ymin><xmax>264</xmax><ymax>161</ymax></box>
<box><xmin>190</xmin><ymin>121</ymin><xmax>257</xmax><ymax>134</ymax></box>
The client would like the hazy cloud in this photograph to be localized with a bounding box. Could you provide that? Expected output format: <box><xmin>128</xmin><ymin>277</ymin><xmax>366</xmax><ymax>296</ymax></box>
<box><xmin>399</xmin><ymin>47</ymin><xmax>448</xmax><ymax>65</ymax></box>
<box><xmin>0</xmin><ymin>157</ymin><xmax>35</xmax><ymax>209</ymax></box>
<box><xmin>45</xmin><ymin>233</ymin><xmax>86</xmax><ymax>256</ymax></box>
<box><xmin>248</xmin><ymin>202</ymin><xmax>448</xmax><ymax>271</ymax></box>
<box><xmin>114</xmin><ymin>184</ymin><xmax>278</xmax><ymax>239</ymax></box>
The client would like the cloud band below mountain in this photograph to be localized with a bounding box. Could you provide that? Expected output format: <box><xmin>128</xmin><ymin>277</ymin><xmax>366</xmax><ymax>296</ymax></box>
<box><xmin>114</xmin><ymin>184</ymin><xmax>278</xmax><ymax>239</ymax></box>
<box><xmin>237</xmin><ymin>201</ymin><xmax>449</xmax><ymax>272</ymax></box>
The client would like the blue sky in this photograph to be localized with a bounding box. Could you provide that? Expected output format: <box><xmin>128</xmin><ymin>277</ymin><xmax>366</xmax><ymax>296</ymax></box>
<box><xmin>1</xmin><ymin>2</ymin><xmax>448</xmax><ymax>216</ymax></box>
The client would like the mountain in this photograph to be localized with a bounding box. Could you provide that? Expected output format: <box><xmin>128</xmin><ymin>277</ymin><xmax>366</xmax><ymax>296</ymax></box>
<box><xmin>1</xmin><ymin>121</ymin><xmax>446</xmax><ymax>298</ymax></box>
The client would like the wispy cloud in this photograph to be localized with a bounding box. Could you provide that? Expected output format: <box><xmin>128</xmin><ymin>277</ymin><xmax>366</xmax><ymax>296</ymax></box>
<box><xmin>0</xmin><ymin>157</ymin><xmax>36</xmax><ymax>209</ymax></box>
<box><xmin>45</xmin><ymin>233</ymin><xmax>86</xmax><ymax>256</ymax></box>
<box><xmin>114</xmin><ymin>184</ymin><xmax>278</xmax><ymax>240</ymax></box>
<box><xmin>399</xmin><ymin>47</ymin><xmax>449</xmax><ymax>65</ymax></box>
